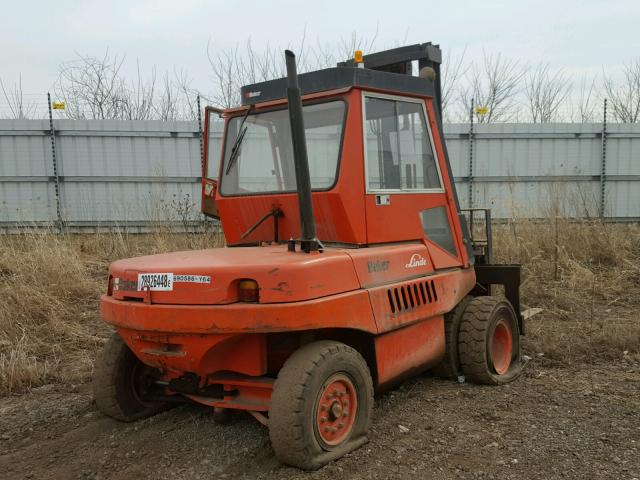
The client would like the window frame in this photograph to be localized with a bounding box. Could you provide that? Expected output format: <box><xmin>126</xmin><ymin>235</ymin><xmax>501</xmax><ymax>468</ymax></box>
<box><xmin>361</xmin><ymin>91</ymin><xmax>445</xmax><ymax>194</ymax></box>
<box><xmin>217</xmin><ymin>98</ymin><xmax>348</xmax><ymax>197</ymax></box>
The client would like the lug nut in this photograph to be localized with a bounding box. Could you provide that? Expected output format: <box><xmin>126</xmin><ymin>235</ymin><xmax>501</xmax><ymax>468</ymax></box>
<box><xmin>320</xmin><ymin>416</ymin><xmax>327</xmax><ymax>423</ymax></box>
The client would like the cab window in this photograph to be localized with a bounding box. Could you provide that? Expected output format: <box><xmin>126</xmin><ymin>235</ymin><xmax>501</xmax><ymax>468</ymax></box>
<box><xmin>364</xmin><ymin>95</ymin><xmax>442</xmax><ymax>192</ymax></box>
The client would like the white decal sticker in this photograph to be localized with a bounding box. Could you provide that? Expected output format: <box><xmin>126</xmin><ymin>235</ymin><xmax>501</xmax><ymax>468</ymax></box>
<box><xmin>137</xmin><ymin>273</ymin><xmax>174</xmax><ymax>291</ymax></box>
<box><xmin>174</xmin><ymin>275</ymin><xmax>211</xmax><ymax>284</ymax></box>
<box><xmin>405</xmin><ymin>254</ymin><xmax>428</xmax><ymax>269</ymax></box>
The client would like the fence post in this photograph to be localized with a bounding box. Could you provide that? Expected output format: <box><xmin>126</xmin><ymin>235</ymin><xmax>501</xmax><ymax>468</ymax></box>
<box><xmin>599</xmin><ymin>98</ymin><xmax>607</xmax><ymax>218</ymax></box>
<box><xmin>197</xmin><ymin>94</ymin><xmax>204</xmax><ymax>171</ymax></box>
<box><xmin>47</xmin><ymin>93</ymin><xmax>64</xmax><ymax>231</ymax></box>
<box><xmin>468</xmin><ymin>98</ymin><xmax>475</xmax><ymax>209</ymax></box>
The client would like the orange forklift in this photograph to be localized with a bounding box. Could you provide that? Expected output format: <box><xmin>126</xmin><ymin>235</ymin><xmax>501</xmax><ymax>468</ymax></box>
<box><xmin>94</xmin><ymin>43</ymin><xmax>524</xmax><ymax>469</ymax></box>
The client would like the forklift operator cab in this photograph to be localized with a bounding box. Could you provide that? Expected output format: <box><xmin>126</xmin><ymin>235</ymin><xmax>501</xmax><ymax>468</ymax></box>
<box><xmin>202</xmin><ymin>59</ymin><xmax>468</xmax><ymax>274</ymax></box>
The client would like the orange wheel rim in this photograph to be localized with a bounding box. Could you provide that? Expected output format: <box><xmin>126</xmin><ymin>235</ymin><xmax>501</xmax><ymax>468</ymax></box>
<box><xmin>315</xmin><ymin>374</ymin><xmax>358</xmax><ymax>447</ymax></box>
<box><xmin>491</xmin><ymin>318</ymin><xmax>513</xmax><ymax>375</ymax></box>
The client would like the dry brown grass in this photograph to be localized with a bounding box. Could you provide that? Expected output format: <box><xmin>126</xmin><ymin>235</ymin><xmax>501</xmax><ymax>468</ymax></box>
<box><xmin>0</xmin><ymin>221</ymin><xmax>638</xmax><ymax>395</ymax></box>
<box><xmin>494</xmin><ymin>219</ymin><xmax>640</xmax><ymax>364</ymax></box>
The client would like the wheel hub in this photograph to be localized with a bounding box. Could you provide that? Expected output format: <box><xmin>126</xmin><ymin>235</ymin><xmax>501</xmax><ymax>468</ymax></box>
<box><xmin>130</xmin><ymin>362</ymin><xmax>162</xmax><ymax>407</ymax></box>
<box><xmin>315</xmin><ymin>374</ymin><xmax>357</xmax><ymax>447</ymax></box>
<box><xmin>490</xmin><ymin>318</ymin><xmax>513</xmax><ymax>375</ymax></box>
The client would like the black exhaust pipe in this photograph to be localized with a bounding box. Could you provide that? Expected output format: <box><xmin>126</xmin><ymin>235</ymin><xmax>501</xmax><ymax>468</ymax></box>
<box><xmin>285</xmin><ymin>50</ymin><xmax>320</xmax><ymax>253</ymax></box>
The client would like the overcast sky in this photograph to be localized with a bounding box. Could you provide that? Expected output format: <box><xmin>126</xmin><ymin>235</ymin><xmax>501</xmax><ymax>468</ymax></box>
<box><xmin>2</xmin><ymin>0</ymin><xmax>639</xmax><ymax>96</ymax></box>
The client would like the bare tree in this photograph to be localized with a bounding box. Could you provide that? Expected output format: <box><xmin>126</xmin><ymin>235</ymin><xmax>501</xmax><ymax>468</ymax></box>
<box><xmin>206</xmin><ymin>31</ymin><xmax>380</xmax><ymax>109</ymax></box>
<box><xmin>573</xmin><ymin>74</ymin><xmax>598</xmax><ymax>122</ymax></box>
<box><xmin>55</xmin><ymin>51</ymin><xmax>128</xmax><ymax>119</ymax></box>
<box><xmin>336</xmin><ymin>28</ymin><xmax>379</xmax><ymax>60</ymax></box>
<box><xmin>172</xmin><ymin>68</ymin><xmax>200</xmax><ymax>120</ymax></box>
<box><xmin>0</xmin><ymin>74</ymin><xmax>37</xmax><ymax>119</ymax></box>
<box><xmin>440</xmin><ymin>47</ymin><xmax>468</xmax><ymax>122</ymax></box>
<box><xmin>460</xmin><ymin>52</ymin><xmax>525</xmax><ymax>123</ymax></box>
<box><xmin>54</xmin><ymin>51</ymin><xmax>200</xmax><ymax>121</ymax></box>
<box><xmin>603</xmin><ymin>57</ymin><xmax>640</xmax><ymax>122</ymax></box>
<box><xmin>524</xmin><ymin>63</ymin><xmax>572</xmax><ymax>122</ymax></box>
<box><xmin>154</xmin><ymin>69</ymin><xmax>199</xmax><ymax>121</ymax></box>
<box><xmin>120</xmin><ymin>60</ymin><xmax>156</xmax><ymax>120</ymax></box>
<box><xmin>207</xmin><ymin>42</ymin><xmax>245</xmax><ymax>109</ymax></box>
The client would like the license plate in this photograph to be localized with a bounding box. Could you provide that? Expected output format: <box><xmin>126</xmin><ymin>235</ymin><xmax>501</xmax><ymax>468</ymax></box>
<box><xmin>137</xmin><ymin>273</ymin><xmax>174</xmax><ymax>291</ymax></box>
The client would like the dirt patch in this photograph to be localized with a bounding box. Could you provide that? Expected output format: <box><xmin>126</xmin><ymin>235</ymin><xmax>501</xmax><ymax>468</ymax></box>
<box><xmin>1</xmin><ymin>358</ymin><xmax>638</xmax><ymax>480</ymax></box>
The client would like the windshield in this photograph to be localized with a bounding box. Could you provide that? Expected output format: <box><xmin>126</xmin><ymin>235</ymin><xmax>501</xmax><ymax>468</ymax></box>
<box><xmin>216</xmin><ymin>101</ymin><xmax>345</xmax><ymax>196</ymax></box>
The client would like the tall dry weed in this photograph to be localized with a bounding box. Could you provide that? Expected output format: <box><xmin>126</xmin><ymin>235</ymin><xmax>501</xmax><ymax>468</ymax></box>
<box><xmin>494</xmin><ymin>218</ymin><xmax>640</xmax><ymax>362</ymax></box>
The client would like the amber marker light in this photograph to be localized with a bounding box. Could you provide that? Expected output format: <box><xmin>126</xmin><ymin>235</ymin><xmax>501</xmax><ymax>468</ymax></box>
<box><xmin>238</xmin><ymin>279</ymin><xmax>259</xmax><ymax>302</ymax></box>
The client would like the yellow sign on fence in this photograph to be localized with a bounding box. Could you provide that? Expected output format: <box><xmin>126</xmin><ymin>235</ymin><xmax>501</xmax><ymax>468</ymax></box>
<box><xmin>52</xmin><ymin>102</ymin><xmax>65</xmax><ymax>110</ymax></box>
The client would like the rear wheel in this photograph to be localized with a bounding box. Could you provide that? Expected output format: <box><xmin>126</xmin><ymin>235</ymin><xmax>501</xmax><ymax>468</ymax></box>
<box><xmin>92</xmin><ymin>333</ymin><xmax>167</xmax><ymax>421</ymax></box>
<box><xmin>269</xmin><ymin>341</ymin><xmax>373</xmax><ymax>470</ymax></box>
<box><xmin>458</xmin><ymin>296</ymin><xmax>522</xmax><ymax>385</ymax></box>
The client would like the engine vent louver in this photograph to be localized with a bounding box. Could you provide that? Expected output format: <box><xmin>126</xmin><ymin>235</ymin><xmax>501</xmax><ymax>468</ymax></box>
<box><xmin>387</xmin><ymin>279</ymin><xmax>438</xmax><ymax>314</ymax></box>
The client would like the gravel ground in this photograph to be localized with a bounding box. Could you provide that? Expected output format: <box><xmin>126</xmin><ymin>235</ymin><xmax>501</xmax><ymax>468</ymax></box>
<box><xmin>1</xmin><ymin>358</ymin><xmax>638</xmax><ymax>480</ymax></box>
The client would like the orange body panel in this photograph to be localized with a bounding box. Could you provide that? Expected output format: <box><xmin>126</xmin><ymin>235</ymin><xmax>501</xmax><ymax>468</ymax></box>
<box><xmin>346</xmin><ymin>242</ymin><xmax>434</xmax><ymax>288</ymax></box>
<box><xmin>374</xmin><ymin>316</ymin><xmax>445</xmax><ymax>388</ymax></box>
<box><xmin>118</xmin><ymin>330</ymin><xmax>268</xmax><ymax>377</ymax></box>
<box><xmin>109</xmin><ymin>245</ymin><xmax>360</xmax><ymax>304</ymax></box>
<box><xmin>368</xmin><ymin>266</ymin><xmax>475</xmax><ymax>332</ymax></box>
<box><xmin>102</xmin><ymin>287</ymin><xmax>377</xmax><ymax>334</ymax></box>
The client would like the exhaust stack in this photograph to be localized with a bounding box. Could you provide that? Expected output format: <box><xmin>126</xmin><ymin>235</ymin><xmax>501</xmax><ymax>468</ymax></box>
<box><xmin>285</xmin><ymin>50</ymin><xmax>320</xmax><ymax>253</ymax></box>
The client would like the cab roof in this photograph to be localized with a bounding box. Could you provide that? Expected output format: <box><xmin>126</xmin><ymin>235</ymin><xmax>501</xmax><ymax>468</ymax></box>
<box><xmin>240</xmin><ymin>42</ymin><xmax>442</xmax><ymax>106</ymax></box>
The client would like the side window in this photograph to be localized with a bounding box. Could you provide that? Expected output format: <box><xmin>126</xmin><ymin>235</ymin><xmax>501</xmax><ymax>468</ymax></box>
<box><xmin>365</xmin><ymin>96</ymin><xmax>441</xmax><ymax>191</ymax></box>
<box><xmin>420</xmin><ymin>206</ymin><xmax>457</xmax><ymax>255</ymax></box>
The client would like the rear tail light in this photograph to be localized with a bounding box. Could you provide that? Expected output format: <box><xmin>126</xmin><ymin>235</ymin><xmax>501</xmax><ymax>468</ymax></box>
<box><xmin>238</xmin><ymin>279</ymin><xmax>259</xmax><ymax>302</ymax></box>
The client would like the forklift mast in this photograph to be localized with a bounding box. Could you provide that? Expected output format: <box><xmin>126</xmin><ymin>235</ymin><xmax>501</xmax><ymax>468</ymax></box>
<box><xmin>338</xmin><ymin>42</ymin><xmax>444</xmax><ymax>115</ymax></box>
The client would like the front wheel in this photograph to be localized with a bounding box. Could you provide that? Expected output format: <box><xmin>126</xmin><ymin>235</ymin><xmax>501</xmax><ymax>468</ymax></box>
<box><xmin>269</xmin><ymin>341</ymin><xmax>373</xmax><ymax>470</ymax></box>
<box><xmin>458</xmin><ymin>296</ymin><xmax>522</xmax><ymax>385</ymax></box>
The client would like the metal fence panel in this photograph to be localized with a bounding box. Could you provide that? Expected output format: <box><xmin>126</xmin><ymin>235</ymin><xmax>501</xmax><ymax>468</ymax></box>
<box><xmin>0</xmin><ymin>118</ymin><xmax>638</xmax><ymax>230</ymax></box>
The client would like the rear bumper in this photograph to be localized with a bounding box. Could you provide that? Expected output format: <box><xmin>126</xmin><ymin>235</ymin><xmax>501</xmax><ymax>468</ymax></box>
<box><xmin>101</xmin><ymin>289</ymin><xmax>377</xmax><ymax>335</ymax></box>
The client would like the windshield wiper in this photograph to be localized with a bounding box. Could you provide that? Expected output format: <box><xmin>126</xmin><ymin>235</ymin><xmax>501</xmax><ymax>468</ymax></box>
<box><xmin>225</xmin><ymin>105</ymin><xmax>253</xmax><ymax>175</ymax></box>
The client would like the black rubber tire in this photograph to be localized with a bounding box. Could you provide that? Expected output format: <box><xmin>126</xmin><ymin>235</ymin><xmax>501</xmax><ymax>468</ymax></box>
<box><xmin>458</xmin><ymin>296</ymin><xmax>522</xmax><ymax>385</ymax></box>
<box><xmin>432</xmin><ymin>296</ymin><xmax>471</xmax><ymax>379</ymax></box>
<box><xmin>269</xmin><ymin>341</ymin><xmax>374</xmax><ymax>470</ymax></box>
<box><xmin>92</xmin><ymin>333</ymin><xmax>167</xmax><ymax>422</ymax></box>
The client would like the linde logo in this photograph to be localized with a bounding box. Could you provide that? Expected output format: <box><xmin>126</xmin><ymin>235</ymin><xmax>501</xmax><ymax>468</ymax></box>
<box><xmin>405</xmin><ymin>254</ymin><xmax>428</xmax><ymax>269</ymax></box>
